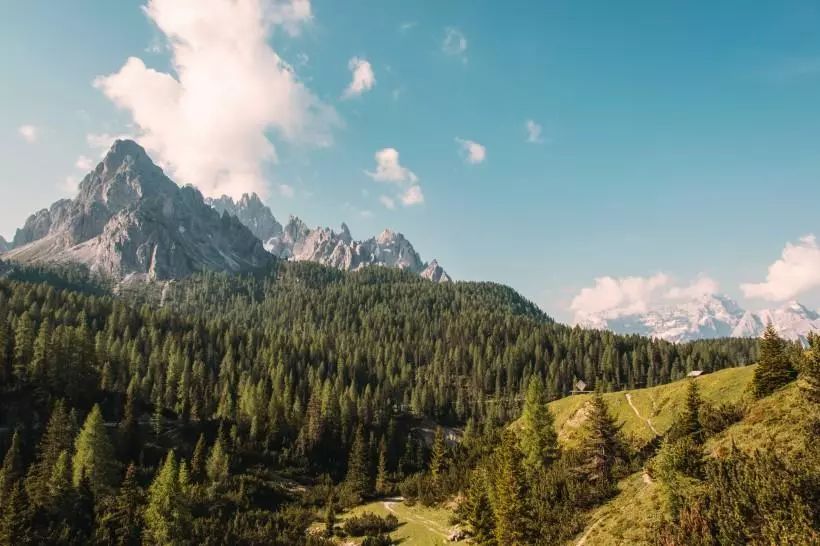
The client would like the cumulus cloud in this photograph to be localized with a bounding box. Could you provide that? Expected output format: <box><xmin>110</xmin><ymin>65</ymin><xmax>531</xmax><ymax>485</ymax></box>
<box><xmin>455</xmin><ymin>138</ymin><xmax>486</xmax><ymax>164</ymax></box>
<box><xmin>366</xmin><ymin>148</ymin><xmax>418</xmax><ymax>183</ymax></box>
<box><xmin>18</xmin><ymin>125</ymin><xmax>38</xmax><ymax>143</ymax></box>
<box><xmin>366</xmin><ymin>148</ymin><xmax>424</xmax><ymax>208</ymax></box>
<box><xmin>343</xmin><ymin>57</ymin><xmax>375</xmax><ymax>98</ymax></box>
<box><xmin>570</xmin><ymin>273</ymin><xmax>719</xmax><ymax>322</ymax></box>
<box><xmin>401</xmin><ymin>185</ymin><xmax>424</xmax><ymax>206</ymax></box>
<box><xmin>442</xmin><ymin>27</ymin><xmax>467</xmax><ymax>60</ymax></box>
<box><xmin>525</xmin><ymin>119</ymin><xmax>543</xmax><ymax>143</ymax></box>
<box><xmin>741</xmin><ymin>235</ymin><xmax>820</xmax><ymax>301</ymax></box>
<box><xmin>93</xmin><ymin>0</ymin><xmax>338</xmax><ymax>199</ymax></box>
<box><xmin>278</xmin><ymin>183</ymin><xmax>295</xmax><ymax>198</ymax></box>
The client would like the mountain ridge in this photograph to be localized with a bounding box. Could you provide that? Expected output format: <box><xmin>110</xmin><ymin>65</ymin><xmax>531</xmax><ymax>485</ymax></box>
<box><xmin>207</xmin><ymin>193</ymin><xmax>451</xmax><ymax>282</ymax></box>
<box><xmin>578</xmin><ymin>293</ymin><xmax>820</xmax><ymax>342</ymax></box>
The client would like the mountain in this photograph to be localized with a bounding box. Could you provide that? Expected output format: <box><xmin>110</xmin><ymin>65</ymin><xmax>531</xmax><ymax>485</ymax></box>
<box><xmin>207</xmin><ymin>193</ymin><xmax>451</xmax><ymax>282</ymax></box>
<box><xmin>0</xmin><ymin>236</ymin><xmax>8</xmax><ymax>253</ymax></box>
<box><xmin>731</xmin><ymin>301</ymin><xmax>820</xmax><ymax>343</ymax></box>
<box><xmin>578</xmin><ymin>294</ymin><xmax>820</xmax><ymax>342</ymax></box>
<box><xmin>3</xmin><ymin>140</ymin><xmax>273</xmax><ymax>281</ymax></box>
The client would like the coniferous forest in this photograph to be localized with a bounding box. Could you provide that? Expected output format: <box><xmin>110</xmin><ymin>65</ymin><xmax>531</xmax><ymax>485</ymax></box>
<box><xmin>0</xmin><ymin>260</ymin><xmax>817</xmax><ymax>545</ymax></box>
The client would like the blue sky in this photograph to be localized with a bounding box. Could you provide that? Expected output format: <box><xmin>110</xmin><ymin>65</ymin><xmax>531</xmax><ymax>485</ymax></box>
<box><xmin>3</xmin><ymin>0</ymin><xmax>820</xmax><ymax>321</ymax></box>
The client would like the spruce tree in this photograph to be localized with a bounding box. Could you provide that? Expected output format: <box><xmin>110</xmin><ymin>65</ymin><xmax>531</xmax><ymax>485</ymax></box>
<box><xmin>464</xmin><ymin>470</ymin><xmax>496</xmax><ymax>545</ymax></box>
<box><xmin>144</xmin><ymin>451</ymin><xmax>190</xmax><ymax>546</ymax></box>
<box><xmin>0</xmin><ymin>481</ymin><xmax>30</xmax><ymax>546</ymax></box>
<box><xmin>95</xmin><ymin>463</ymin><xmax>143</xmax><ymax>546</ymax></box>
<box><xmin>519</xmin><ymin>376</ymin><xmax>559</xmax><ymax>472</ymax></box>
<box><xmin>190</xmin><ymin>433</ymin><xmax>207</xmax><ymax>483</ymax></box>
<box><xmin>26</xmin><ymin>399</ymin><xmax>75</xmax><ymax>508</ymax></box>
<box><xmin>682</xmin><ymin>379</ymin><xmax>703</xmax><ymax>444</ymax></box>
<box><xmin>580</xmin><ymin>392</ymin><xmax>622</xmax><ymax>487</ymax></box>
<box><xmin>344</xmin><ymin>425</ymin><xmax>370</xmax><ymax>501</ymax></box>
<box><xmin>801</xmin><ymin>333</ymin><xmax>820</xmax><ymax>405</ymax></box>
<box><xmin>72</xmin><ymin>404</ymin><xmax>118</xmax><ymax>497</ymax></box>
<box><xmin>492</xmin><ymin>430</ymin><xmax>529</xmax><ymax>546</ymax></box>
<box><xmin>429</xmin><ymin>426</ymin><xmax>449</xmax><ymax>492</ymax></box>
<box><xmin>753</xmin><ymin>323</ymin><xmax>796</xmax><ymax>398</ymax></box>
<box><xmin>0</xmin><ymin>430</ymin><xmax>23</xmax><ymax>502</ymax></box>
<box><xmin>118</xmin><ymin>388</ymin><xmax>139</xmax><ymax>461</ymax></box>
<box><xmin>205</xmin><ymin>435</ymin><xmax>230</xmax><ymax>487</ymax></box>
<box><xmin>375</xmin><ymin>436</ymin><xmax>389</xmax><ymax>495</ymax></box>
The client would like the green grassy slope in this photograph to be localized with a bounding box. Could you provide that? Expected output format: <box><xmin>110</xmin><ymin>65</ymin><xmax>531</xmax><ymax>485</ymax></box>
<box><xmin>336</xmin><ymin>500</ymin><xmax>467</xmax><ymax>545</ymax></box>
<box><xmin>549</xmin><ymin>365</ymin><xmax>757</xmax><ymax>447</ymax></box>
<box><xmin>567</xmin><ymin>377</ymin><xmax>811</xmax><ymax>546</ymax></box>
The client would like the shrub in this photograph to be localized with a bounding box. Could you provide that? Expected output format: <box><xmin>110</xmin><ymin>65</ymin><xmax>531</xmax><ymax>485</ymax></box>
<box><xmin>342</xmin><ymin>512</ymin><xmax>399</xmax><ymax>537</ymax></box>
<box><xmin>362</xmin><ymin>535</ymin><xmax>393</xmax><ymax>546</ymax></box>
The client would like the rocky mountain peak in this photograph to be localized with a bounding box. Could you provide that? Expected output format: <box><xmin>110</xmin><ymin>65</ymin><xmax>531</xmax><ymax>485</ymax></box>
<box><xmin>5</xmin><ymin>140</ymin><xmax>273</xmax><ymax>281</ymax></box>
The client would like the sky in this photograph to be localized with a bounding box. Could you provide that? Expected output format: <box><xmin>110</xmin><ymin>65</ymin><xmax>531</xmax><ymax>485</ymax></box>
<box><xmin>3</xmin><ymin>0</ymin><xmax>820</xmax><ymax>322</ymax></box>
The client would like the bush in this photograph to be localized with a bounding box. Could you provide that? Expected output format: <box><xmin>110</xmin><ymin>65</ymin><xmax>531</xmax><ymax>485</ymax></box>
<box><xmin>699</xmin><ymin>402</ymin><xmax>745</xmax><ymax>437</ymax></box>
<box><xmin>362</xmin><ymin>535</ymin><xmax>393</xmax><ymax>546</ymax></box>
<box><xmin>342</xmin><ymin>512</ymin><xmax>399</xmax><ymax>537</ymax></box>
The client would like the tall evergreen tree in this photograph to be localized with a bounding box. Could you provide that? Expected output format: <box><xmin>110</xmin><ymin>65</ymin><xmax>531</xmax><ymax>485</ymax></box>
<box><xmin>429</xmin><ymin>426</ymin><xmax>449</xmax><ymax>490</ymax></box>
<box><xmin>0</xmin><ymin>481</ymin><xmax>30</xmax><ymax>546</ymax></box>
<box><xmin>753</xmin><ymin>323</ymin><xmax>796</xmax><ymax>398</ymax></box>
<box><xmin>205</xmin><ymin>435</ymin><xmax>230</xmax><ymax>488</ymax></box>
<box><xmin>492</xmin><ymin>430</ymin><xmax>529</xmax><ymax>546</ymax></box>
<box><xmin>144</xmin><ymin>451</ymin><xmax>190</xmax><ymax>546</ymax></box>
<box><xmin>0</xmin><ymin>430</ymin><xmax>23</xmax><ymax>502</ymax></box>
<box><xmin>190</xmin><ymin>433</ymin><xmax>207</xmax><ymax>483</ymax></box>
<box><xmin>344</xmin><ymin>425</ymin><xmax>370</xmax><ymax>501</ymax></box>
<box><xmin>682</xmin><ymin>379</ymin><xmax>704</xmax><ymax>444</ymax></box>
<box><xmin>519</xmin><ymin>376</ymin><xmax>559</xmax><ymax>472</ymax></box>
<box><xmin>375</xmin><ymin>436</ymin><xmax>389</xmax><ymax>496</ymax></box>
<box><xmin>26</xmin><ymin>399</ymin><xmax>75</xmax><ymax>508</ymax></box>
<box><xmin>580</xmin><ymin>392</ymin><xmax>623</xmax><ymax>487</ymax></box>
<box><xmin>464</xmin><ymin>470</ymin><xmax>496</xmax><ymax>546</ymax></box>
<box><xmin>72</xmin><ymin>404</ymin><xmax>118</xmax><ymax>497</ymax></box>
<box><xmin>95</xmin><ymin>463</ymin><xmax>143</xmax><ymax>546</ymax></box>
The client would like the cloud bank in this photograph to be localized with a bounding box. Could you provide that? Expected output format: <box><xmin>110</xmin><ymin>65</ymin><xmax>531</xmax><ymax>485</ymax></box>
<box><xmin>94</xmin><ymin>0</ymin><xmax>339</xmax><ymax>199</ymax></box>
<box><xmin>570</xmin><ymin>273</ymin><xmax>719</xmax><ymax>322</ymax></box>
<box><xmin>741</xmin><ymin>234</ymin><xmax>820</xmax><ymax>301</ymax></box>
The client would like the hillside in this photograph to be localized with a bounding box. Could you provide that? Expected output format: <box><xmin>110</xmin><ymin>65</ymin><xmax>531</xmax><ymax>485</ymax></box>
<box><xmin>549</xmin><ymin>365</ymin><xmax>756</xmax><ymax>447</ymax></box>
<box><xmin>566</xmin><ymin>378</ymin><xmax>812</xmax><ymax>545</ymax></box>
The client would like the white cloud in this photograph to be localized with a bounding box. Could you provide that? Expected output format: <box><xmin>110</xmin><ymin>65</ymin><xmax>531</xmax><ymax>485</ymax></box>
<box><xmin>569</xmin><ymin>273</ymin><xmax>719</xmax><ymax>322</ymax></box>
<box><xmin>525</xmin><ymin>119</ymin><xmax>543</xmax><ymax>143</ymax></box>
<box><xmin>18</xmin><ymin>125</ymin><xmax>38</xmax><ymax>143</ymax></box>
<box><xmin>379</xmin><ymin>195</ymin><xmax>396</xmax><ymax>209</ymax></box>
<box><xmin>75</xmin><ymin>155</ymin><xmax>95</xmax><ymax>171</ymax></box>
<box><xmin>278</xmin><ymin>183</ymin><xmax>295</xmax><ymax>198</ymax></box>
<box><xmin>442</xmin><ymin>27</ymin><xmax>467</xmax><ymax>60</ymax></box>
<box><xmin>455</xmin><ymin>138</ymin><xmax>486</xmax><ymax>164</ymax></box>
<box><xmin>343</xmin><ymin>57</ymin><xmax>375</xmax><ymax>98</ymax></box>
<box><xmin>741</xmin><ymin>235</ymin><xmax>820</xmax><ymax>301</ymax></box>
<box><xmin>93</xmin><ymin>0</ymin><xmax>338</xmax><ymax>199</ymax></box>
<box><xmin>87</xmin><ymin>133</ymin><xmax>135</xmax><ymax>155</ymax></box>
<box><xmin>399</xmin><ymin>21</ymin><xmax>417</xmax><ymax>33</ymax></box>
<box><xmin>401</xmin><ymin>185</ymin><xmax>424</xmax><ymax>206</ymax></box>
<box><xmin>366</xmin><ymin>148</ymin><xmax>418</xmax><ymax>183</ymax></box>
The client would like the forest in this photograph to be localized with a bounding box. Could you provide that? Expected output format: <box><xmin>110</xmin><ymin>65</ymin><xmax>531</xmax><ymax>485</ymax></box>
<box><xmin>2</xmin><ymin>260</ymin><xmax>814</xmax><ymax>545</ymax></box>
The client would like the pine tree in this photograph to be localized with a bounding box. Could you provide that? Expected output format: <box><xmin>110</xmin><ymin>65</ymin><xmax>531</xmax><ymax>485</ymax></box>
<box><xmin>682</xmin><ymin>379</ymin><xmax>703</xmax><ymax>444</ymax></box>
<box><xmin>12</xmin><ymin>312</ymin><xmax>34</xmax><ymax>382</ymax></box>
<box><xmin>801</xmin><ymin>333</ymin><xmax>820</xmax><ymax>405</ymax></box>
<box><xmin>0</xmin><ymin>430</ymin><xmax>23</xmax><ymax>502</ymax></box>
<box><xmin>492</xmin><ymin>430</ymin><xmax>529</xmax><ymax>546</ymax></box>
<box><xmin>324</xmin><ymin>498</ymin><xmax>336</xmax><ymax>537</ymax></box>
<box><xmin>464</xmin><ymin>470</ymin><xmax>496</xmax><ymax>545</ymax></box>
<box><xmin>72</xmin><ymin>404</ymin><xmax>118</xmax><ymax>497</ymax></box>
<box><xmin>375</xmin><ymin>436</ymin><xmax>389</xmax><ymax>495</ymax></box>
<box><xmin>95</xmin><ymin>463</ymin><xmax>143</xmax><ymax>546</ymax></box>
<box><xmin>0</xmin><ymin>481</ymin><xmax>30</xmax><ymax>546</ymax></box>
<box><xmin>580</xmin><ymin>392</ymin><xmax>622</xmax><ymax>487</ymax></box>
<box><xmin>753</xmin><ymin>323</ymin><xmax>796</xmax><ymax>398</ymax></box>
<box><xmin>344</xmin><ymin>425</ymin><xmax>370</xmax><ymax>501</ymax></box>
<box><xmin>144</xmin><ymin>451</ymin><xmax>190</xmax><ymax>546</ymax></box>
<box><xmin>26</xmin><ymin>399</ymin><xmax>75</xmax><ymax>508</ymax></box>
<box><xmin>190</xmin><ymin>433</ymin><xmax>207</xmax><ymax>483</ymax></box>
<box><xmin>429</xmin><ymin>426</ymin><xmax>449</xmax><ymax>490</ymax></box>
<box><xmin>519</xmin><ymin>376</ymin><xmax>559</xmax><ymax>472</ymax></box>
<box><xmin>118</xmin><ymin>389</ymin><xmax>139</xmax><ymax>461</ymax></box>
<box><xmin>205</xmin><ymin>434</ymin><xmax>230</xmax><ymax>489</ymax></box>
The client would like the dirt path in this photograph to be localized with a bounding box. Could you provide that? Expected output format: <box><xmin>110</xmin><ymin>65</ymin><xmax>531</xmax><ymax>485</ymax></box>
<box><xmin>383</xmin><ymin>501</ymin><xmax>449</xmax><ymax>539</ymax></box>
<box><xmin>575</xmin><ymin>516</ymin><xmax>602</xmax><ymax>546</ymax></box>
<box><xmin>625</xmin><ymin>393</ymin><xmax>659</xmax><ymax>436</ymax></box>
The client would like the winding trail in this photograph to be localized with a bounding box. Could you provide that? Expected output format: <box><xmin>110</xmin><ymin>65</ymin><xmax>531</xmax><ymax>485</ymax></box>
<box><xmin>625</xmin><ymin>393</ymin><xmax>659</xmax><ymax>436</ymax></box>
<box><xmin>576</xmin><ymin>516</ymin><xmax>603</xmax><ymax>546</ymax></box>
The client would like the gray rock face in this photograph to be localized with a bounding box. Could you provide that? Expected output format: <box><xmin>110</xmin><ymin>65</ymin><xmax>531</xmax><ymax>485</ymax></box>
<box><xmin>208</xmin><ymin>196</ymin><xmax>451</xmax><ymax>282</ymax></box>
<box><xmin>206</xmin><ymin>193</ymin><xmax>283</xmax><ymax>242</ymax></box>
<box><xmin>0</xmin><ymin>236</ymin><xmax>8</xmax><ymax>254</ymax></box>
<box><xmin>4</xmin><ymin>140</ymin><xmax>273</xmax><ymax>281</ymax></box>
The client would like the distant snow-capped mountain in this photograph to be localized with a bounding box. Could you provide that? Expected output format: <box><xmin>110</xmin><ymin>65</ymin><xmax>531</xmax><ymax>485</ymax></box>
<box><xmin>206</xmin><ymin>194</ymin><xmax>451</xmax><ymax>282</ymax></box>
<box><xmin>577</xmin><ymin>294</ymin><xmax>820</xmax><ymax>343</ymax></box>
